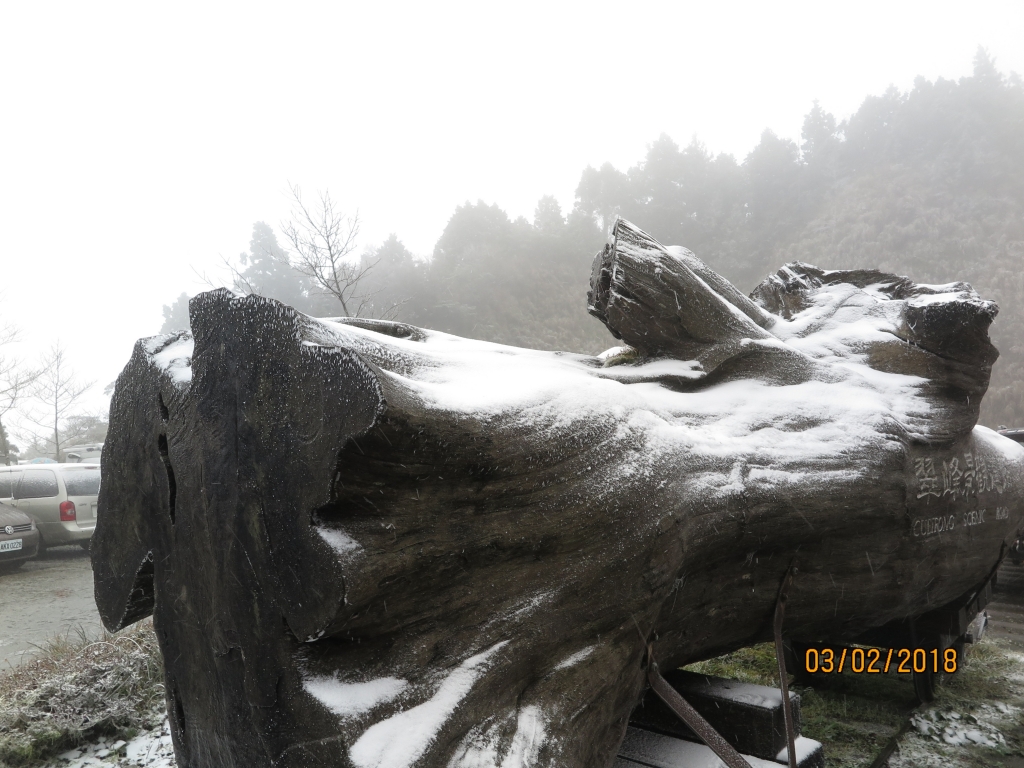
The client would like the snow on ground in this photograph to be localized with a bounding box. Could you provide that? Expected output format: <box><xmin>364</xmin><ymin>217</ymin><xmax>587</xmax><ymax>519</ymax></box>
<box><xmin>888</xmin><ymin>645</ymin><xmax>1024</xmax><ymax>767</ymax></box>
<box><xmin>41</xmin><ymin>718</ymin><xmax>175</xmax><ymax>768</ymax></box>
<box><xmin>909</xmin><ymin>705</ymin><xmax>1008</xmax><ymax>748</ymax></box>
<box><xmin>888</xmin><ymin>703</ymin><xmax>1017</xmax><ymax>767</ymax></box>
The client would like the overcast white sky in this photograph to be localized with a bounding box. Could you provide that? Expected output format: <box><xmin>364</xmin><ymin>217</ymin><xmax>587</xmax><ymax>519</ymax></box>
<box><xmin>2</xmin><ymin>1</ymin><xmax>1023</xmax><ymax>428</ymax></box>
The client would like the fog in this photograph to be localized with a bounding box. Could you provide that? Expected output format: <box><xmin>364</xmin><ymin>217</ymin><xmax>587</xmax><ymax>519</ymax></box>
<box><xmin>2</xmin><ymin>0</ymin><xmax>1023</xmax><ymax>438</ymax></box>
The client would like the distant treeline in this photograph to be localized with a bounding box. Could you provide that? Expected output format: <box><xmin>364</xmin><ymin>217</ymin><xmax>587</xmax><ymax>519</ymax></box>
<box><xmin>162</xmin><ymin>49</ymin><xmax>1024</xmax><ymax>427</ymax></box>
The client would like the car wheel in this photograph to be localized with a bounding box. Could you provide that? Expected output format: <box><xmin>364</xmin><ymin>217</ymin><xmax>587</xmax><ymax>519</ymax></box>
<box><xmin>0</xmin><ymin>560</ymin><xmax>26</xmax><ymax>572</ymax></box>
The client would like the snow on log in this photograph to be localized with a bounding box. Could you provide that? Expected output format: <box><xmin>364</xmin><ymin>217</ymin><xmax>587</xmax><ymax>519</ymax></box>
<box><xmin>93</xmin><ymin>219</ymin><xmax>1024</xmax><ymax>768</ymax></box>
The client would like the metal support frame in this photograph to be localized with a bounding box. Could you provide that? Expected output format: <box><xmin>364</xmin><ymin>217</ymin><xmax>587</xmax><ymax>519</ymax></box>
<box><xmin>645</xmin><ymin>647</ymin><xmax>755</xmax><ymax>768</ymax></box>
<box><xmin>773</xmin><ymin>566</ymin><xmax>799</xmax><ymax>768</ymax></box>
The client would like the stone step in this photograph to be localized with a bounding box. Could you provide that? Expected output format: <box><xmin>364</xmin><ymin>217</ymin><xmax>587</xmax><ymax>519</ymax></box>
<box><xmin>630</xmin><ymin>671</ymin><xmax>801</xmax><ymax>761</ymax></box>
<box><xmin>617</xmin><ymin>726</ymin><xmax>824</xmax><ymax>768</ymax></box>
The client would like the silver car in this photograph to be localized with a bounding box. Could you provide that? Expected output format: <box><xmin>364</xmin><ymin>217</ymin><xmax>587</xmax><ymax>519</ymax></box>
<box><xmin>0</xmin><ymin>464</ymin><xmax>100</xmax><ymax>549</ymax></box>
<box><xmin>0</xmin><ymin>501</ymin><xmax>40</xmax><ymax>569</ymax></box>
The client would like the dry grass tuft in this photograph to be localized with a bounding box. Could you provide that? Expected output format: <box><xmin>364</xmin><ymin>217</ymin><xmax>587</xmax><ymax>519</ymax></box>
<box><xmin>0</xmin><ymin>622</ymin><xmax>165</xmax><ymax>767</ymax></box>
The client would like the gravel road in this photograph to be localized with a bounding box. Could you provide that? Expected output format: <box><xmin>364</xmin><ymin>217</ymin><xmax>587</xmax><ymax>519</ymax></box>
<box><xmin>0</xmin><ymin>545</ymin><xmax>105</xmax><ymax>668</ymax></box>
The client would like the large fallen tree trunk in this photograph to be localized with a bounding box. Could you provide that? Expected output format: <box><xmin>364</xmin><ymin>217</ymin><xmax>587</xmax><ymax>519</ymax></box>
<box><xmin>94</xmin><ymin>220</ymin><xmax>1024</xmax><ymax>768</ymax></box>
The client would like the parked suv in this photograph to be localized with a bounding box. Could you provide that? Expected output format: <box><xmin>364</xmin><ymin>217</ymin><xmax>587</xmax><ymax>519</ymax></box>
<box><xmin>0</xmin><ymin>464</ymin><xmax>100</xmax><ymax>549</ymax></box>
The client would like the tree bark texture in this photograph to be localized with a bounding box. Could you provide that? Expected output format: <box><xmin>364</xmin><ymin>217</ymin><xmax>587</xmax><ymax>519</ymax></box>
<box><xmin>94</xmin><ymin>219</ymin><xmax>1024</xmax><ymax>768</ymax></box>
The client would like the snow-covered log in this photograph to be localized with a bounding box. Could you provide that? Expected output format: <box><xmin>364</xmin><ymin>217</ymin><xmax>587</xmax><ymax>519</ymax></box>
<box><xmin>93</xmin><ymin>220</ymin><xmax>1024</xmax><ymax>768</ymax></box>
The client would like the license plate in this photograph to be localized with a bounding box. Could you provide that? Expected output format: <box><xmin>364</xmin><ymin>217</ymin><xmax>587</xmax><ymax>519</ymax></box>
<box><xmin>0</xmin><ymin>539</ymin><xmax>22</xmax><ymax>552</ymax></box>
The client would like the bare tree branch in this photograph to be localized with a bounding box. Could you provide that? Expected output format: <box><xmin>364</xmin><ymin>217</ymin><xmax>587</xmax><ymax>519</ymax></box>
<box><xmin>190</xmin><ymin>264</ymin><xmax>222</xmax><ymax>291</ymax></box>
<box><xmin>217</xmin><ymin>254</ymin><xmax>260</xmax><ymax>295</ymax></box>
<box><xmin>190</xmin><ymin>258</ymin><xmax>258</xmax><ymax>296</ymax></box>
<box><xmin>191</xmin><ymin>239</ymin><xmax>292</xmax><ymax>301</ymax></box>
<box><xmin>0</xmin><ymin>318</ymin><xmax>41</xmax><ymax>465</ymax></box>
<box><xmin>0</xmin><ymin>320</ymin><xmax>18</xmax><ymax>349</ymax></box>
<box><xmin>280</xmin><ymin>184</ymin><xmax>401</xmax><ymax>318</ymax></box>
<box><xmin>22</xmin><ymin>342</ymin><xmax>94</xmax><ymax>460</ymax></box>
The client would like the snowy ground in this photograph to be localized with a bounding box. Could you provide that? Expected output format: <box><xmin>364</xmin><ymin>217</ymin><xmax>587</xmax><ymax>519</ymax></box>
<box><xmin>41</xmin><ymin>719</ymin><xmax>175</xmax><ymax>768</ymax></box>
<box><xmin>35</xmin><ymin>643</ymin><xmax>1024</xmax><ymax>768</ymax></box>
<box><xmin>22</xmin><ymin>609</ymin><xmax>1024</xmax><ymax>768</ymax></box>
<box><xmin>887</xmin><ymin>647</ymin><xmax>1024</xmax><ymax>767</ymax></box>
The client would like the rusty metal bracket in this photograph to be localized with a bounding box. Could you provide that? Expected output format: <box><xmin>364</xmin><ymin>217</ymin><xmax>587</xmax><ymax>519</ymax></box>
<box><xmin>644</xmin><ymin>643</ymin><xmax>755</xmax><ymax>768</ymax></box>
<box><xmin>773</xmin><ymin>565</ymin><xmax>799</xmax><ymax>768</ymax></box>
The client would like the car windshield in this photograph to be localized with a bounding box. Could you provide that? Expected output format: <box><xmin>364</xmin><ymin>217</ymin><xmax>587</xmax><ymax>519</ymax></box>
<box><xmin>61</xmin><ymin>467</ymin><xmax>101</xmax><ymax>496</ymax></box>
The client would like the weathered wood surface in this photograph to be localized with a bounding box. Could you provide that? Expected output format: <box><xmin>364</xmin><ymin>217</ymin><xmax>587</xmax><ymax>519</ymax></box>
<box><xmin>93</xmin><ymin>220</ymin><xmax>1024</xmax><ymax>768</ymax></box>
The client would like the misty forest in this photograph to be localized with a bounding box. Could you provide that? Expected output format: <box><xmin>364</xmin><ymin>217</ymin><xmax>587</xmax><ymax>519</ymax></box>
<box><xmin>161</xmin><ymin>50</ymin><xmax>1024</xmax><ymax>431</ymax></box>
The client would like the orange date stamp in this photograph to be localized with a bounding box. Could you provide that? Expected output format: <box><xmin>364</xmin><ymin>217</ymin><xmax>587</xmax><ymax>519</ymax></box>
<box><xmin>802</xmin><ymin>646</ymin><xmax>958</xmax><ymax>674</ymax></box>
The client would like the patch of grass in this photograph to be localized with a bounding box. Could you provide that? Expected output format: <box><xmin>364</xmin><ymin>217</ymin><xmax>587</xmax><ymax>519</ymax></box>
<box><xmin>934</xmin><ymin>640</ymin><xmax>1020</xmax><ymax>710</ymax></box>
<box><xmin>685</xmin><ymin>643</ymin><xmax>918</xmax><ymax>768</ymax></box>
<box><xmin>797</xmin><ymin>685</ymin><xmax>907</xmax><ymax>768</ymax></box>
<box><xmin>0</xmin><ymin>622</ymin><xmax>165</xmax><ymax>768</ymax></box>
<box><xmin>685</xmin><ymin>642</ymin><xmax>781</xmax><ymax>687</ymax></box>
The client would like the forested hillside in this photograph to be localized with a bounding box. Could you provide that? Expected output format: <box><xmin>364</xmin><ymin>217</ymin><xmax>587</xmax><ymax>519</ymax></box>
<box><xmin>164</xmin><ymin>49</ymin><xmax>1023</xmax><ymax>427</ymax></box>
